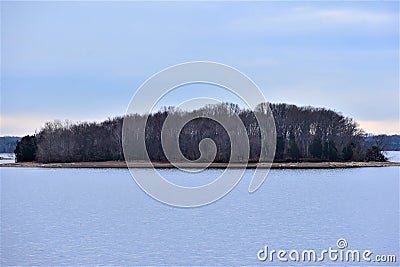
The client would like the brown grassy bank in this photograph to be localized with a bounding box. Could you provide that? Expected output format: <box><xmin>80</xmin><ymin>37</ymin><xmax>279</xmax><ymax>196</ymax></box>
<box><xmin>1</xmin><ymin>161</ymin><xmax>399</xmax><ymax>169</ymax></box>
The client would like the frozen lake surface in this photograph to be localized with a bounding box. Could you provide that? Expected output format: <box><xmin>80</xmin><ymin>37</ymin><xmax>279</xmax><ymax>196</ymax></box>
<box><xmin>1</xmin><ymin>152</ymin><xmax>399</xmax><ymax>265</ymax></box>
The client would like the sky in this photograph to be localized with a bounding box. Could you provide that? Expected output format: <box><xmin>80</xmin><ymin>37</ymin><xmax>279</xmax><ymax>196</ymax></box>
<box><xmin>1</xmin><ymin>1</ymin><xmax>399</xmax><ymax>136</ymax></box>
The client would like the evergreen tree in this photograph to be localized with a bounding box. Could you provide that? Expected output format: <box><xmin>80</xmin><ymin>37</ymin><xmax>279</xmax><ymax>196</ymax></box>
<box><xmin>14</xmin><ymin>135</ymin><xmax>37</xmax><ymax>162</ymax></box>
<box><xmin>275</xmin><ymin>135</ymin><xmax>285</xmax><ymax>160</ymax></box>
<box><xmin>309</xmin><ymin>135</ymin><xmax>323</xmax><ymax>158</ymax></box>
<box><xmin>323</xmin><ymin>140</ymin><xmax>337</xmax><ymax>161</ymax></box>
<box><xmin>365</xmin><ymin>146</ymin><xmax>387</xmax><ymax>162</ymax></box>
<box><xmin>342</xmin><ymin>144</ymin><xmax>354</xmax><ymax>161</ymax></box>
<box><xmin>288</xmin><ymin>132</ymin><xmax>301</xmax><ymax>160</ymax></box>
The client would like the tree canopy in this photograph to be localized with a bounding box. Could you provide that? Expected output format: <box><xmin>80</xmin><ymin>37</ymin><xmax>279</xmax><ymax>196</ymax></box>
<box><xmin>15</xmin><ymin>103</ymin><xmax>387</xmax><ymax>163</ymax></box>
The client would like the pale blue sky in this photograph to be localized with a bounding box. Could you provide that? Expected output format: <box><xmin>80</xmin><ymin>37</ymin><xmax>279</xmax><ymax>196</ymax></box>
<box><xmin>1</xmin><ymin>1</ymin><xmax>399</xmax><ymax>135</ymax></box>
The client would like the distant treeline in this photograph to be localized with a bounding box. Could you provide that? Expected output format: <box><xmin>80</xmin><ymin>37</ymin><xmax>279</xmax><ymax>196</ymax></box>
<box><xmin>365</xmin><ymin>134</ymin><xmax>400</xmax><ymax>151</ymax></box>
<box><xmin>0</xmin><ymin>136</ymin><xmax>20</xmax><ymax>153</ymax></box>
<box><xmin>15</xmin><ymin>103</ymin><xmax>388</xmax><ymax>163</ymax></box>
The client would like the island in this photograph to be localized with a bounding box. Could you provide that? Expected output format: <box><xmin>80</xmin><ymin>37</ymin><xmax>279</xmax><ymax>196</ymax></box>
<box><xmin>5</xmin><ymin>103</ymin><xmax>398</xmax><ymax>169</ymax></box>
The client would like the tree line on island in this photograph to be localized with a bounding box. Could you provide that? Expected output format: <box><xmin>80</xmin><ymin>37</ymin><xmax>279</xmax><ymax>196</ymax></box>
<box><xmin>14</xmin><ymin>102</ymin><xmax>387</xmax><ymax>163</ymax></box>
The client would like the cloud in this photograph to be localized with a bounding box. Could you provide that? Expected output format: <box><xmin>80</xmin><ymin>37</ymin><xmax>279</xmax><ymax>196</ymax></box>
<box><xmin>292</xmin><ymin>6</ymin><xmax>396</xmax><ymax>24</ymax></box>
<box><xmin>314</xmin><ymin>9</ymin><xmax>393</xmax><ymax>23</ymax></box>
<box><xmin>1</xmin><ymin>2</ymin><xmax>398</xmax><ymax>136</ymax></box>
<box><xmin>224</xmin><ymin>6</ymin><xmax>397</xmax><ymax>34</ymax></box>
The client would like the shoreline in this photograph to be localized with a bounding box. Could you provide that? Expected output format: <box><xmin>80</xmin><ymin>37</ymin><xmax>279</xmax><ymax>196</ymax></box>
<box><xmin>1</xmin><ymin>161</ymin><xmax>399</xmax><ymax>169</ymax></box>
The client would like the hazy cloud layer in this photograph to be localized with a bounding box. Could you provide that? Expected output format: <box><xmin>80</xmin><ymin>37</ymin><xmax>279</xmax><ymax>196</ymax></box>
<box><xmin>1</xmin><ymin>1</ymin><xmax>398</xmax><ymax>135</ymax></box>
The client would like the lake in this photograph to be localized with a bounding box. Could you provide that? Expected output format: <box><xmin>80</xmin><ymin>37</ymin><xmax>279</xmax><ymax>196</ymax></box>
<box><xmin>0</xmin><ymin>153</ymin><xmax>15</xmax><ymax>165</ymax></box>
<box><xmin>1</xmin><ymin>152</ymin><xmax>399</xmax><ymax>266</ymax></box>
